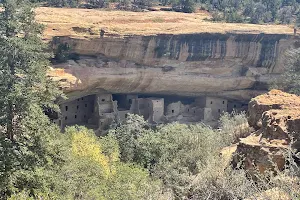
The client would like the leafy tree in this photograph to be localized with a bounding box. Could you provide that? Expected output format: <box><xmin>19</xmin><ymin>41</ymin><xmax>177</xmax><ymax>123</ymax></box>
<box><xmin>117</xmin><ymin>0</ymin><xmax>132</xmax><ymax>9</ymax></box>
<box><xmin>109</xmin><ymin>114</ymin><xmax>153</xmax><ymax>164</ymax></box>
<box><xmin>210</xmin><ymin>0</ymin><xmax>299</xmax><ymax>24</ymax></box>
<box><xmin>48</xmin><ymin>0</ymin><xmax>79</xmax><ymax>7</ymax></box>
<box><xmin>273</xmin><ymin>48</ymin><xmax>300</xmax><ymax>95</ymax></box>
<box><xmin>181</xmin><ymin>0</ymin><xmax>195</xmax><ymax>13</ymax></box>
<box><xmin>56</xmin><ymin>126</ymin><xmax>162</xmax><ymax>200</ymax></box>
<box><xmin>278</xmin><ymin>6</ymin><xmax>293</xmax><ymax>24</ymax></box>
<box><xmin>262</xmin><ymin>0</ymin><xmax>282</xmax><ymax>20</ymax></box>
<box><xmin>0</xmin><ymin>0</ymin><xmax>62</xmax><ymax>197</ymax></box>
<box><xmin>250</xmin><ymin>2</ymin><xmax>267</xmax><ymax>23</ymax></box>
<box><xmin>112</xmin><ymin>115</ymin><xmax>234</xmax><ymax>198</ymax></box>
<box><xmin>87</xmin><ymin>0</ymin><xmax>109</xmax><ymax>8</ymax></box>
<box><xmin>172</xmin><ymin>0</ymin><xmax>195</xmax><ymax>13</ymax></box>
<box><xmin>295</xmin><ymin>12</ymin><xmax>300</xmax><ymax>28</ymax></box>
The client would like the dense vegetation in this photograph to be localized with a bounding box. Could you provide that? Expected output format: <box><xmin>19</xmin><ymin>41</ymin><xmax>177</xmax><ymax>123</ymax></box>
<box><xmin>202</xmin><ymin>0</ymin><xmax>300</xmax><ymax>24</ymax></box>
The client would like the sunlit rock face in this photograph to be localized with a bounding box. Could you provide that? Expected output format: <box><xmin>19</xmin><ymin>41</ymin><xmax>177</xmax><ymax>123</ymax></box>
<box><xmin>232</xmin><ymin>90</ymin><xmax>300</xmax><ymax>178</ymax></box>
<box><xmin>50</xmin><ymin>33</ymin><xmax>299</xmax><ymax>101</ymax></box>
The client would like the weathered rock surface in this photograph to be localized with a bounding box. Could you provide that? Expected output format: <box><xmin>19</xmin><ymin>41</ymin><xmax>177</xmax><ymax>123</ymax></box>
<box><xmin>47</xmin><ymin>67</ymin><xmax>81</xmax><ymax>89</ymax></box>
<box><xmin>233</xmin><ymin>90</ymin><xmax>300</xmax><ymax>176</ymax></box>
<box><xmin>244</xmin><ymin>187</ymin><xmax>291</xmax><ymax>200</ymax></box>
<box><xmin>51</xmin><ymin>33</ymin><xmax>300</xmax><ymax>101</ymax></box>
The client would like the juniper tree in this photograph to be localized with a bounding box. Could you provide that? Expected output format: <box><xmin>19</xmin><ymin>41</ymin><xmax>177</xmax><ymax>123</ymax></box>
<box><xmin>0</xmin><ymin>0</ymin><xmax>62</xmax><ymax>197</ymax></box>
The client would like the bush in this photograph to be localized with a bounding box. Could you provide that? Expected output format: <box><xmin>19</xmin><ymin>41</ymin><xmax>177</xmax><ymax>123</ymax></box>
<box><xmin>53</xmin><ymin>42</ymin><xmax>79</xmax><ymax>63</ymax></box>
<box><xmin>87</xmin><ymin>0</ymin><xmax>109</xmax><ymax>8</ymax></box>
<box><xmin>111</xmin><ymin>114</ymin><xmax>237</xmax><ymax>198</ymax></box>
<box><xmin>172</xmin><ymin>0</ymin><xmax>195</xmax><ymax>13</ymax></box>
<box><xmin>58</xmin><ymin>126</ymin><xmax>162</xmax><ymax>200</ymax></box>
<box><xmin>182</xmin><ymin>0</ymin><xmax>195</xmax><ymax>13</ymax></box>
<box><xmin>218</xmin><ymin>111</ymin><xmax>251</xmax><ymax>144</ymax></box>
<box><xmin>48</xmin><ymin>0</ymin><xmax>79</xmax><ymax>7</ymax></box>
<box><xmin>271</xmin><ymin>48</ymin><xmax>300</xmax><ymax>95</ymax></box>
<box><xmin>5</xmin><ymin>116</ymin><xmax>300</xmax><ymax>199</ymax></box>
<box><xmin>211</xmin><ymin>11</ymin><xmax>224</xmax><ymax>21</ymax></box>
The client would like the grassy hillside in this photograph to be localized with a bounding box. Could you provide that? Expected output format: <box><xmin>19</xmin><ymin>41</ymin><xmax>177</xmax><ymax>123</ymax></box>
<box><xmin>36</xmin><ymin>7</ymin><xmax>295</xmax><ymax>39</ymax></box>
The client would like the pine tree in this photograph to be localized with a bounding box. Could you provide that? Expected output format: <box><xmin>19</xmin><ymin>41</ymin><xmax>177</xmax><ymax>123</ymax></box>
<box><xmin>0</xmin><ymin>0</ymin><xmax>60</xmax><ymax>140</ymax></box>
<box><xmin>0</xmin><ymin>0</ymin><xmax>62</xmax><ymax>197</ymax></box>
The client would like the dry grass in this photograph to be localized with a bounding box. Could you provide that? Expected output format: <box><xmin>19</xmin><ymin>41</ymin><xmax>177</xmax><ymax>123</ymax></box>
<box><xmin>36</xmin><ymin>7</ymin><xmax>295</xmax><ymax>39</ymax></box>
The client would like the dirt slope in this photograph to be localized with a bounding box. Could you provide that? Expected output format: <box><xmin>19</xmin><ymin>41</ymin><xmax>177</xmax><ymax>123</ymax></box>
<box><xmin>35</xmin><ymin>7</ymin><xmax>295</xmax><ymax>39</ymax></box>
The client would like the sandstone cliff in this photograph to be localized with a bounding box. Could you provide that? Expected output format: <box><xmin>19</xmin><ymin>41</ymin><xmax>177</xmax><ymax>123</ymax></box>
<box><xmin>50</xmin><ymin>33</ymin><xmax>299</xmax><ymax>101</ymax></box>
<box><xmin>232</xmin><ymin>90</ymin><xmax>300</xmax><ymax>176</ymax></box>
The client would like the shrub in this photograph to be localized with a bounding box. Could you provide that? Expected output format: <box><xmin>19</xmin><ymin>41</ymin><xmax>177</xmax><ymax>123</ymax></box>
<box><xmin>64</xmin><ymin>126</ymin><xmax>162</xmax><ymax>200</ymax></box>
<box><xmin>53</xmin><ymin>42</ymin><xmax>79</xmax><ymax>63</ymax></box>
<box><xmin>271</xmin><ymin>48</ymin><xmax>300</xmax><ymax>95</ymax></box>
<box><xmin>111</xmin><ymin>114</ymin><xmax>235</xmax><ymax>198</ymax></box>
<box><xmin>218</xmin><ymin>111</ymin><xmax>251</xmax><ymax>144</ymax></box>
<box><xmin>48</xmin><ymin>0</ymin><xmax>79</xmax><ymax>7</ymax></box>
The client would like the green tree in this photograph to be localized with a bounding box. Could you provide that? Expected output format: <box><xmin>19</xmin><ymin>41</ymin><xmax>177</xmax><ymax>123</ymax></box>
<box><xmin>262</xmin><ymin>0</ymin><xmax>282</xmax><ymax>20</ymax></box>
<box><xmin>0</xmin><ymin>0</ymin><xmax>61</xmax><ymax>141</ymax></box>
<box><xmin>278</xmin><ymin>6</ymin><xmax>293</xmax><ymax>24</ymax></box>
<box><xmin>273</xmin><ymin>48</ymin><xmax>300</xmax><ymax>95</ymax></box>
<box><xmin>55</xmin><ymin>126</ymin><xmax>162</xmax><ymax>200</ymax></box>
<box><xmin>112</xmin><ymin>115</ymin><xmax>234</xmax><ymax>198</ymax></box>
<box><xmin>172</xmin><ymin>0</ymin><xmax>196</xmax><ymax>13</ymax></box>
<box><xmin>48</xmin><ymin>0</ymin><xmax>79</xmax><ymax>7</ymax></box>
<box><xmin>182</xmin><ymin>0</ymin><xmax>195</xmax><ymax>13</ymax></box>
<box><xmin>109</xmin><ymin>114</ymin><xmax>153</xmax><ymax>164</ymax></box>
<box><xmin>0</xmin><ymin>0</ymin><xmax>62</xmax><ymax>198</ymax></box>
<box><xmin>295</xmin><ymin>12</ymin><xmax>300</xmax><ymax>28</ymax></box>
<box><xmin>88</xmin><ymin>0</ymin><xmax>109</xmax><ymax>8</ymax></box>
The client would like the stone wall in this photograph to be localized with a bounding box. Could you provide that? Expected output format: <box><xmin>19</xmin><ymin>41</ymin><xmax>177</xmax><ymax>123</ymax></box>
<box><xmin>165</xmin><ymin>101</ymin><xmax>183</xmax><ymax>117</ymax></box>
<box><xmin>59</xmin><ymin>95</ymin><xmax>95</xmax><ymax>128</ymax></box>
<box><xmin>149</xmin><ymin>98</ymin><xmax>164</xmax><ymax>123</ymax></box>
<box><xmin>196</xmin><ymin>97</ymin><xmax>227</xmax><ymax>119</ymax></box>
<box><xmin>57</xmin><ymin>93</ymin><xmax>246</xmax><ymax>131</ymax></box>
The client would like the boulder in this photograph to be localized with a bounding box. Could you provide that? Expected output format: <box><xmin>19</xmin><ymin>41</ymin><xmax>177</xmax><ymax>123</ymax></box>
<box><xmin>233</xmin><ymin>90</ymin><xmax>300</xmax><ymax>177</ymax></box>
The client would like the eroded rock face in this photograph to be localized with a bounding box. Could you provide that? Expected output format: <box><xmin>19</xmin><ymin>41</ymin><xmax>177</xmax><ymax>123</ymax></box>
<box><xmin>47</xmin><ymin>67</ymin><xmax>81</xmax><ymax>89</ymax></box>
<box><xmin>51</xmin><ymin>33</ymin><xmax>299</xmax><ymax>101</ymax></box>
<box><xmin>51</xmin><ymin>58</ymin><xmax>264</xmax><ymax>101</ymax></box>
<box><xmin>233</xmin><ymin>90</ymin><xmax>300</xmax><ymax>176</ymax></box>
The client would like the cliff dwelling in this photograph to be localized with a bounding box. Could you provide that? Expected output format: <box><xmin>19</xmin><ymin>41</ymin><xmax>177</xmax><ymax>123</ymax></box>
<box><xmin>47</xmin><ymin>23</ymin><xmax>298</xmax><ymax>133</ymax></box>
<box><xmin>53</xmin><ymin>93</ymin><xmax>247</xmax><ymax>133</ymax></box>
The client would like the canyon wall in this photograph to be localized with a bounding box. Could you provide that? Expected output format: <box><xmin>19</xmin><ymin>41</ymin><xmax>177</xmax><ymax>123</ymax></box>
<box><xmin>51</xmin><ymin>33</ymin><xmax>299</xmax><ymax>101</ymax></box>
